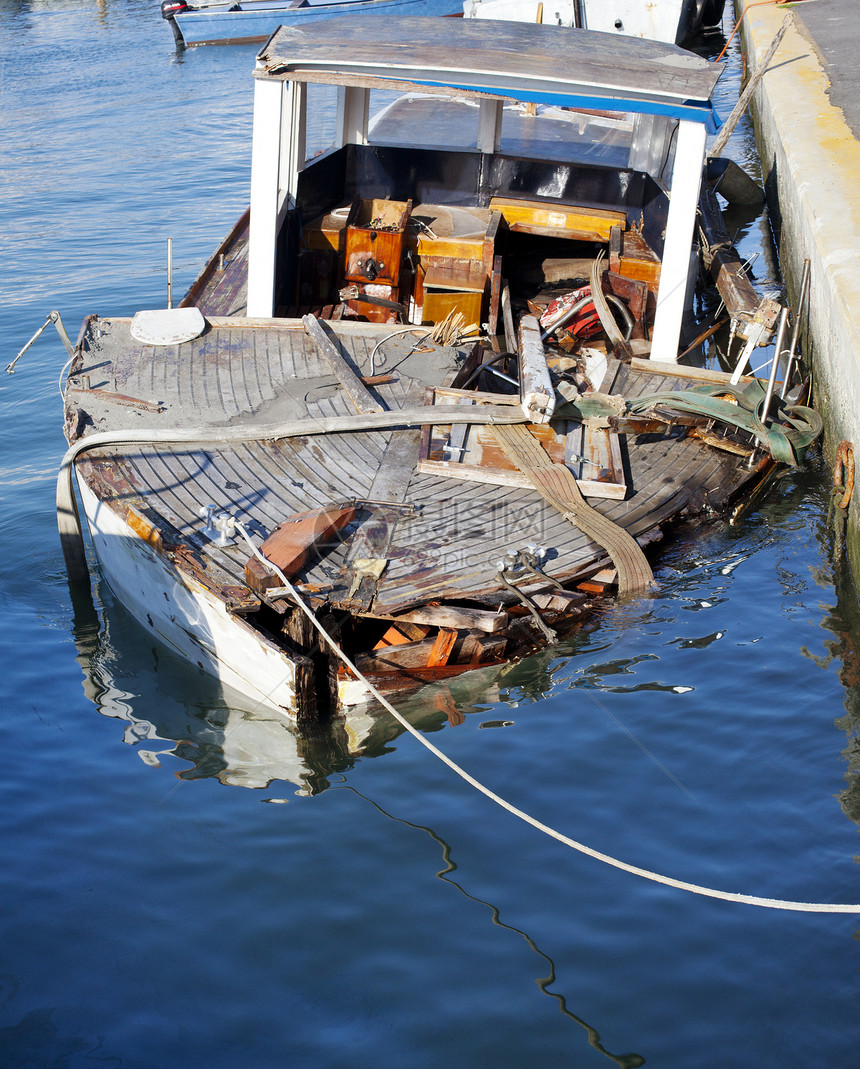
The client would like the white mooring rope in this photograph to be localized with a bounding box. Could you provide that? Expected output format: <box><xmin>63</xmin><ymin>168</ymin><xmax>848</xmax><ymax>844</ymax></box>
<box><xmin>236</xmin><ymin>523</ymin><xmax>860</xmax><ymax>915</ymax></box>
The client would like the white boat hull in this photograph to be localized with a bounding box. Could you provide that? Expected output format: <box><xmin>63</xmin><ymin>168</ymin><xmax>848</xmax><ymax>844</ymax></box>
<box><xmin>463</xmin><ymin>0</ymin><xmax>721</xmax><ymax>44</ymax></box>
<box><xmin>170</xmin><ymin>0</ymin><xmax>459</xmax><ymax>47</ymax></box>
<box><xmin>78</xmin><ymin>478</ymin><xmax>301</xmax><ymax>714</ymax></box>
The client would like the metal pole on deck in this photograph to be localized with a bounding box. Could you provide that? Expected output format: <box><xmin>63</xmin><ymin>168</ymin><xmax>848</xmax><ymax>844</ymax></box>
<box><xmin>781</xmin><ymin>259</ymin><xmax>810</xmax><ymax>399</ymax></box>
<box><xmin>167</xmin><ymin>237</ymin><xmax>173</xmax><ymax>309</ymax></box>
<box><xmin>762</xmin><ymin>305</ymin><xmax>789</xmax><ymax>425</ymax></box>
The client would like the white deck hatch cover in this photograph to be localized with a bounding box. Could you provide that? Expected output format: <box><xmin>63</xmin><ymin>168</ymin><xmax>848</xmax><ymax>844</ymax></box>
<box><xmin>131</xmin><ymin>307</ymin><xmax>206</xmax><ymax>345</ymax></box>
<box><xmin>255</xmin><ymin>16</ymin><xmax>722</xmax><ymax>124</ymax></box>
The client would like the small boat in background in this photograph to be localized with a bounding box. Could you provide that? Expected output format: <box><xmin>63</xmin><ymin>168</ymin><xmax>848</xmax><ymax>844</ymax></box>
<box><xmin>463</xmin><ymin>0</ymin><xmax>726</xmax><ymax>45</ymax></box>
<box><xmin>161</xmin><ymin>0</ymin><xmax>460</xmax><ymax>47</ymax></box>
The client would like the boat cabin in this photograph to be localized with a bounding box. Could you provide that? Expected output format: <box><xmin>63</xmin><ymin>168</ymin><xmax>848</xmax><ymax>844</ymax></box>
<box><xmin>241</xmin><ymin>17</ymin><xmax>721</xmax><ymax>359</ymax></box>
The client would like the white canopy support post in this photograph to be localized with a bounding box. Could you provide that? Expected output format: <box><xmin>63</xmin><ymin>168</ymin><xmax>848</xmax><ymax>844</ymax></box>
<box><xmin>478</xmin><ymin>98</ymin><xmax>502</xmax><ymax>154</ymax></box>
<box><xmin>649</xmin><ymin>118</ymin><xmax>708</xmax><ymax>362</ymax></box>
<box><xmin>336</xmin><ymin>85</ymin><xmax>369</xmax><ymax>147</ymax></box>
<box><xmin>282</xmin><ymin>79</ymin><xmax>307</xmax><ymax>190</ymax></box>
<box><xmin>247</xmin><ymin>77</ymin><xmax>286</xmax><ymax>319</ymax></box>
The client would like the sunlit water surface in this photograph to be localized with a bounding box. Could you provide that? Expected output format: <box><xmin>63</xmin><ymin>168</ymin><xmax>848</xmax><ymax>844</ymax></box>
<box><xmin>1</xmin><ymin>3</ymin><xmax>858</xmax><ymax>1066</ymax></box>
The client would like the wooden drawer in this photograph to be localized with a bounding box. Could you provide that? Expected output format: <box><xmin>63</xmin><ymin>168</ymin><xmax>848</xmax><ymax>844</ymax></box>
<box><xmin>420</xmin><ymin>259</ymin><xmax>486</xmax><ymax>326</ymax></box>
<box><xmin>490</xmin><ymin>197</ymin><xmax>627</xmax><ymax>242</ymax></box>
<box><xmin>344</xmin><ymin>198</ymin><xmax>411</xmax><ymax>287</ymax></box>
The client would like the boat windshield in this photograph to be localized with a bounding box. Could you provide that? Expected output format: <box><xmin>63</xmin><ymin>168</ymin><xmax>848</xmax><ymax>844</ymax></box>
<box><xmin>366</xmin><ymin>89</ymin><xmax>678</xmax><ymax>187</ymax></box>
<box><xmin>305</xmin><ymin>83</ymin><xmax>342</xmax><ymax>162</ymax></box>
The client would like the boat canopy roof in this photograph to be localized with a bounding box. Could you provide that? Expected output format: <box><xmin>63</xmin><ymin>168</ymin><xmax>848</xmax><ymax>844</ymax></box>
<box><xmin>255</xmin><ymin>16</ymin><xmax>723</xmax><ymax>124</ymax></box>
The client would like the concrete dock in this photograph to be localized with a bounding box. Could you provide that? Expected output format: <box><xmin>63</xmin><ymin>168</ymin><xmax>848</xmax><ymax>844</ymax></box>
<box><xmin>733</xmin><ymin>0</ymin><xmax>860</xmax><ymax>574</ymax></box>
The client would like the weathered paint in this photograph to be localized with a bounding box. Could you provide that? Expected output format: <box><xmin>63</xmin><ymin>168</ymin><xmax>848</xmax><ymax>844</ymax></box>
<box><xmin>77</xmin><ymin>477</ymin><xmax>301</xmax><ymax>714</ymax></box>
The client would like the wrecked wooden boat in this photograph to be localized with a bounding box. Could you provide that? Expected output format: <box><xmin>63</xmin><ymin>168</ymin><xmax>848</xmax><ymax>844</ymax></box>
<box><xmin>161</xmin><ymin>0</ymin><xmax>459</xmax><ymax>48</ymax></box>
<box><xmin>58</xmin><ymin>17</ymin><xmax>819</xmax><ymax>724</ymax></box>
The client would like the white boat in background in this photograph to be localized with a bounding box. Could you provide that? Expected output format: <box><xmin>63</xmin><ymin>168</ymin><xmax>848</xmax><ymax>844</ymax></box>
<box><xmin>161</xmin><ymin>0</ymin><xmax>460</xmax><ymax>48</ymax></box>
<box><xmin>463</xmin><ymin>0</ymin><xmax>726</xmax><ymax>45</ymax></box>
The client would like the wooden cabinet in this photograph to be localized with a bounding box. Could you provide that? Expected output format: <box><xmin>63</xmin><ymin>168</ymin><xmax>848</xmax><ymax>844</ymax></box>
<box><xmin>342</xmin><ymin>198</ymin><xmax>412</xmax><ymax>323</ymax></box>
<box><xmin>299</xmin><ymin>201</ymin><xmax>500</xmax><ymax>326</ymax></box>
<box><xmin>418</xmin><ymin>260</ymin><xmax>487</xmax><ymax>327</ymax></box>
<box><xmin>343</xmin><ymin>198</ymin><xmax>411</xmax><ymax>286</ymax></box>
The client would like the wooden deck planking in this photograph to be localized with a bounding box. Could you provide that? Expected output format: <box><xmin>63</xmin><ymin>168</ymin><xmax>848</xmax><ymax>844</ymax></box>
<box><xmin>607</xmin><ymin>439</ymin><xmax>739</xmax><ymax>534</ymax></box>
<box><xmin>368</xmin><ymin>474</ymin><xmax>595</xmax><ymax>611</ymax></box>
<box><xmin>226</xmin><ymin>335</ymin><xmax>259</xmax><ymax>420</ymax></box>
<box><xmin>251</xmin><ymin>330</ymin><xmax>278</xmax><ymax>404</ymax></box>
<box><xmin>212</xmin><ymin>330</ymin><xmax>240</xmax><ymax>419</ymax></box>
<box><xmin>265</xmin><ymin>436</ymin><xmax>377</xmax><ymax>505</ymax></box>
<box><xmin>140</xmin><ymin>446</ymin><xmax>250</xmax><ymax>539</ymax></box>
<box><xmin>198</xmin><ymin>249</ymin><xmax>248</xmax><ymax>318</ymax></box>
<box><xmin>363</xmin><ymin>401</ymin><xmax>749</xmax><ymax>613</ymax></box>
<box><xmin>78</xmin><ymin>315</ymin><xmax>761</xmax><ymax>621</ymax></box>
<box><xmin>119</xmin><ymin>439</ymin><xmax>369</xmax><ymax>589</ymax></box>
<box><xmin>300</xmin><ymin>393</ymin><xmax>391</xmax><ymax>481</ymax></box>
<box><xmin>171</xmin><ymin>335</ymin><xmax>199</xmax><ymax>421</ymax></box>
<box><xmin>288</xmin><ymin>432</ymin><xmax>385</xmax><ymax>507</ymax></box>
<box><xmin>289</xmin><ymin>329</ymin><xmax>342</xmax><ymax>381</ymax></box>
<box><xmin>302</xmin><ymin>370</ymin><xmax>430</xmax><ymax>482</ymax></box>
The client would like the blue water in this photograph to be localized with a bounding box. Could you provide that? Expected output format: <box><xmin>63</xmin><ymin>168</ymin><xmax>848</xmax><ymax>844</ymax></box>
<box><xmin>2</xmin><ymin>4</ymin><xmax>859</xmax><ymax>1066</ymax></box>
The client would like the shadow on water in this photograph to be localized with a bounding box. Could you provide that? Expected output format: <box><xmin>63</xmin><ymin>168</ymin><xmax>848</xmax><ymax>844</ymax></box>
<box><xmin>0</xmin><ymin>997</ymin><xmax>121</xmax><ymax>1069</ymax></box>
<box><xmin>67</xmin><ymin>573</ymin><xmax>655</xmax><ymax>1064</ymax></box>
<box><xmin>330</xmin><ymin>782</ymin><xmax>647</xmax><ymax>1069</ymax></box>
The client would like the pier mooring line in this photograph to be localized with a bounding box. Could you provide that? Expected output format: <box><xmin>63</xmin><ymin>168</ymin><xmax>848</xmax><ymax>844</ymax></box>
<box><xmin>238</xmin><ymin>521</ymin><xmax>858</xmax><ymax>914</ymax></box>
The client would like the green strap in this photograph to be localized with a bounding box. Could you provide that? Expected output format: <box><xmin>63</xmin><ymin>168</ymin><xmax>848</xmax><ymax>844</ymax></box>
<box><xmin>627</xmin><ymin>379</ymin><xmax>822</xmax><ymax>466</ymax></box>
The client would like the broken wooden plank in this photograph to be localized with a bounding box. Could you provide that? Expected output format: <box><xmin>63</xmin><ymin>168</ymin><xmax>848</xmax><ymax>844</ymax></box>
<box><xmin>564</xmin><ymin>419</ymin><xmax>627</xmax><ymax>499</ymax></box>
<box><xmin>416</xmin><ymin>456</ymin><xmax>627</xmax><ymax>500</ymax></box>
<box><xmin>518</xmin><ymin>315</ymin><xmax>555</xmax><ymax>424</ymax></box>
<box><xmin>489</xmin><ymin>254</ymin><xmax>502</xmax><ymax>336</ymax></box>
<box><xmin>355</xmin><ymin>629</ymin><xmax>507</xmax><ymax>675</ymax></box>
<box><xmin>355</xmin><ymin>636</ymin><xmax>445</xmax><ymax>671</ymax></box>
<box><xmin>433</xmin><ymin>385</ymin><xmax>519</xmax><ymax>406</ymax></box>
<box><xmin>531</xmin><ymin>590</ymin><xmax>587</xmax><ymax>613</ymax></box>
<box><xmin>374</xmin><ymin>623</ymin><xmax>428</xmax><ymax>649</ymax></box>
<box><xmin>302</xmin><ymin>314</ymin><xmax>385</xmax><ymax>414</ymax></box>
<box><xmin>330</xmin><ymin>424</ymin><xmax>423</xmax><ymax>611</ymax></box>
<box><xmin>577</xmin><ymin>567</ymin><xmax>617</xmax><ymax>593</ymax></box>
<box><xmin>501</xmin><ymin>284</ymin><xmax>516</xmax><ymax>353</ymax></box>
<box><xmin>427</xmin><ymin>627</ymin><xmax>458</xmax><ymax>668</ymax></box>
<box><xmin>460</xmin><ymin>632</ymin><xmax>508</xmax><ymax>664</ymax></box>
<box><xmin>244</xmin><ymin>505</ymin><xmax>356</xmax><ymax>595</ymax></box>
<box><xmin>417</xmin><ymin>390</ymin><xmax>625</xmax><ymax>499</ymax></box>
<box><xmin>698</xmin><ymin>185</ymin><xmax>765</xmax><ymax>324</ymax></box>
<box><xmin>392</xmin><ymin>604</ymin><xmax>509</xmax><ymax>633</ymax></box>
<box><xmin>629</xmin><ymin>357</ymin><xmax>752</xmax><ymax>385</ymax></box>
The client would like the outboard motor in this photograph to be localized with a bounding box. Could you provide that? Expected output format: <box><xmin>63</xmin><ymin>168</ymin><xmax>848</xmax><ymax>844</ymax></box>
<box><xmin>161</xmin><ymin>0</ymin><xmax>189</xmax><ymax>47</ymax></box>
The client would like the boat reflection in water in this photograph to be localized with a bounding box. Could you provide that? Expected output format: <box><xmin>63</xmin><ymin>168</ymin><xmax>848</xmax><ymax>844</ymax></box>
<box><xmin>70</xmin><ymin>575</ymin><xmax>647</xmax><ymax>1064</ymax></box>
<box><xmin>69</xmin><ymin>575</ymin><xmax>369</xmax><ymax>793</ymax></box>
<box><xmin>68</xmin><ymin>572</ymin><xmax>519</xmax><ymax>793</ymax></box>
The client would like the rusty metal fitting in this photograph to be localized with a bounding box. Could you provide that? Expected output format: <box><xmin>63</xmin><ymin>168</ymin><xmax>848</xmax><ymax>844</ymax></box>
<box><xmin>833</xmin><ymin>441</ymin><xmax>854</xmax><ymax>510</ymax></box>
